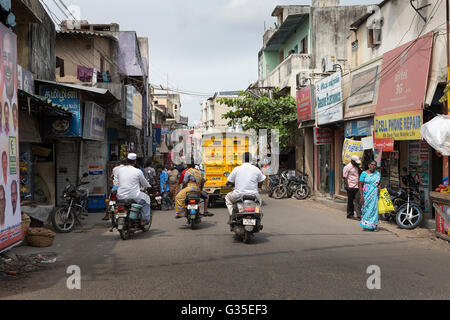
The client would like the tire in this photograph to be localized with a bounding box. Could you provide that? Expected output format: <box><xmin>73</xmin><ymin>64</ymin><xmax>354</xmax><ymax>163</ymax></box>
<box><xmin>396</xmin><ymin>205</ymin><xmax>423</xmax><ymax>229</ymax></box>
<box><xmin>294</xmin><ymin>185</ymin><xmax>311</xmax><ymax>200</ymax></box>
<box><xmin>243</xmin><ymin>231</ymin><xmax>253</xmax><ymax>244</ymax></box>
<box><xmin>273</xmin><ymin>185</ymin><xmax>287</xmax><ymax>199</ymax></box>
<box><xmin>51</xmin><ymin>207</ymin><xmax>76</xmax><ymax>233</ymax></box>
<box><xmin>119</xmin><ymin>230</ymin><xmax>130</xmax><ymax>240</ymax></box>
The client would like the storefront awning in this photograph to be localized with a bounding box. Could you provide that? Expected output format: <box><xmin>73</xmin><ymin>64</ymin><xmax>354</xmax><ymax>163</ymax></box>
<box><xmin>18</xmin><ymin>89</ymin><xmax>73</xmax><ymax>117</ymax></box>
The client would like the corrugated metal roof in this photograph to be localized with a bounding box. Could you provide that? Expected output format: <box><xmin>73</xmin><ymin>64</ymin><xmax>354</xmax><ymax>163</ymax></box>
<box><xmin>57</xmin><ymin>30</ymin><xmax>118</xmax><ymax>41</ymax></box>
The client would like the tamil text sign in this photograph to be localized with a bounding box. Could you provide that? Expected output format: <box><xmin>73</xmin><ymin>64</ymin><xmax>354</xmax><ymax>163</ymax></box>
<box><xmin>342</xmin><ymin>139</ymin><xmax>364</xmax><ymax>165</ymax></box>
<box><xmin>316</xmin><ymin>72</ymin><xmax>343</xmax><ymax>125</ymax></box>
<box><xmin>377</xmin><ymin>32</ymin><xmax>433</xmax><ymax>116</ymax></box>
<box><xmin>314</xmin><ymin>128</ymin><xmax>333</xmax><ymax>145</ymax></box>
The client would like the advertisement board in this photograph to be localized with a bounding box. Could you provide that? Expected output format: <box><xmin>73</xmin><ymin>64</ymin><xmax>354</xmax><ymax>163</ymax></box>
<box><xmin>374</xmin><ymin>110</ymin><xmax>423</xmax><ymax>140</ymax></box>
<box><xmin>342</xmin><ymin>138</ymin><xmax>364</xmax><ymax>165</ymax></box>
<box><xmin>344</xmin><ymin>118</ymin><xmax>373</xmax><ymax>138</ymax></box>
<box><xmin>313</xmin><ymin>128</ymin><xmax>333</xmax><ymax>145</ymax></box>
<box><xmin>348</xmin><ymin>66</ymin><xmax>379</xmax><ymax>108</ymax></box>
<box><xmin>373</xmin><ymin>138</ymin><xmax>394</xmax><ymax>152</ymax></box>
<box><xmin>297</xmin><ymin>86</ymin><xmax>313</xmax><ymax>122</ymax></box>
<box><xmin>83</xmin><ymin>102</ymin><xmax>106</xmax><ymax>141</ymax></box>
<box><xmin>316</xmin><ymin>72</ymin><xmax>343</xmax><ymax>125</ymax></box>
<box><xmin>0</xmin><ymin>23</ymin><xmax>21</xmax><ymax>253</ymax></box>
<box><xmin>126</xmin><ymin>85</ymin><xmax>143</xmax><ymax>130</ymax></box>
<box><xmin>377</xmin><ymin>32</ymin><xmax>433</xmax><ymax>116</ymax></box>
<box><xmin>41</xmin><ymin>86</ymin><xmax>81</xmax><ymax>137</ymax></box>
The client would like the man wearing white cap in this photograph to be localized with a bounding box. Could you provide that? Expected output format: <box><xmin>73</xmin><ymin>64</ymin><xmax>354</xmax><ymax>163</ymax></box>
<box><xmin>343</xmin><ymin>155</ymin><xmax>362</xmax><ymax>220</ymax></box>
<box><xmin>115</xmin><ymin>153</ymin><xmax>151</xmax><ymax>225</ymax></box>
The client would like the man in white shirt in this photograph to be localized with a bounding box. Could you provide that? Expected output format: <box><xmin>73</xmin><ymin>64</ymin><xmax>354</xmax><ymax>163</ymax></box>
<box><xmin>112</xmin><ymin>159</ymin><xmax>127</xmax><ymax>188</ymax></box>
<box><xmin>115</xmin><ymin>153</ymin><xmax>151</xmax><ymax>226</ymax></box>
<box><xmin>225</xmin><ymin>152</ymin><xmax>266</xmax><ymax>219</ymax></box>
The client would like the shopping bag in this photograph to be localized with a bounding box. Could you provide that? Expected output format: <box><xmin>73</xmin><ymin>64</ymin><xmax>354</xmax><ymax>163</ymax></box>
<box><xmin>378</xmin><ymin>188</ymin><xmax>395</xmax><ymax>214</ymax></box>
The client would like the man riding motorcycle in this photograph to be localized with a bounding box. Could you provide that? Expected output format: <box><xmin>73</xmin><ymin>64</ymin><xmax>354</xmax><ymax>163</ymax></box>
<box><xmin>115</xmin><ymin>153</ymin><xmax>151</xmax><ymax>226</ymax></box>
<box><xmin>225</xmin><ymin>152</ymin><xmax>266</xmax><ymax>223</ymax></box>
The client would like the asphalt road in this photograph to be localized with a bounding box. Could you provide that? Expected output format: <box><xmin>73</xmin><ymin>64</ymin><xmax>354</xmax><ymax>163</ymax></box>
<box><xmin>2</xmin><ymin>196</ymin><xmax>450</xmax><ymax>300</ymax></box>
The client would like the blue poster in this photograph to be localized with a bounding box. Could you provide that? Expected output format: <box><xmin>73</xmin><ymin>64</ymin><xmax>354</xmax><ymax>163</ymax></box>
<box><xmin>40</xmin><ymin>86</ymin><xmax>81</xmax><ymax>137</ymax></box>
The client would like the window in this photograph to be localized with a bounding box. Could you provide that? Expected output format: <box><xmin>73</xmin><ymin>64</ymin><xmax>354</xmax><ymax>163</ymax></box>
<box><xmin>367</xmin><ymin>28</ymin><xmax>381</xmax><ymax>48</ymax></box>
<box><xmin>56</xmin><ymin>57</ymin><xmax>65</xmax><ymax>77</ymax></box>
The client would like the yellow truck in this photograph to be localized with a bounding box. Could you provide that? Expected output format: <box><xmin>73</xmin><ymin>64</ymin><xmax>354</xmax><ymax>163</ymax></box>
<box><xmin>202</xmin><ymin>131</ymin><xmax>250</xmax><ymax>206</ymax></box>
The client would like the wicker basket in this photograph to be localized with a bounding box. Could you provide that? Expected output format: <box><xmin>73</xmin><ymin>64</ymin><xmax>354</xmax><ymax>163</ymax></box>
<box><xmin>20</xmin><ymin>214</ymin><xmax>31</xmax><ymax>246</ymax></box>
<box><xmin>26</xmin><ymin>227</ymin><xmax>56</xmax><ymax>248</ymax></box>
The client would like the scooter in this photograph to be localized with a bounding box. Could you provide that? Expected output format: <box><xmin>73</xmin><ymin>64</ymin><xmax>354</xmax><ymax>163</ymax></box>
<box><xmin>185</xmin><ymin>192</ymin><xmax>202</xmax><ymax>230</ymax></box>
<box><xmin>230</xmin><ymin>194</ymin><xmax>263</xmax><ymax>244</ymax></box>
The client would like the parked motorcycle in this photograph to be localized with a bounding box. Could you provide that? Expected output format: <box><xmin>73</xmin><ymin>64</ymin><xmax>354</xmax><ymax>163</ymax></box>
<box><xmin>51</xmin><ymin>173</ymin><xmax>90</xmax><ymax>233</ymax></box>
<box><xmin>230</xmin><ymin>194</ymin><xmax>263</xmax><ymax>244</ymax></box>
<box><xmin>272</xmin><ymin>170</ymin><xmax>311</xmax><ymax>200</ymax></box>
<box><xmin>384</xmin><ymin>168</ymin><xmax>424</xmax><ymax>229</ymax></box>
<box><xmin>110</xmin><ymin>192</ymin><xmax>152</xmax><ymax>240</ymax></box>
<box><xmin>185</xmin><ymin>192</ymin><xmax>202</xmax><ymax>229</ymax></box>
<box><xmin>149</xmin><ymin>185</ymin><xmax>163</xmax><ymax>211</ymax></box>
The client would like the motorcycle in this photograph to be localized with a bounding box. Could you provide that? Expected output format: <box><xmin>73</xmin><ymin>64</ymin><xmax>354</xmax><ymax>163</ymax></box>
<box><xmin>149</xmin><ymin>185</ymin><xmax>163</xmax><ymax>211</ymax></box>
<box><xmin>230</xmin><ymin>194</ymin><xmax>263</xmax><ymax>244</ymax></box>
<box><xmin>384</xmin><ymin>168</ymin><xmax>424</xmax><ymax>229</ymax></box>
<box><xmin>272</xmin><ymin>170</ymin><xmax>311</xmax><ymax>200</ymax></box>
<box><xmin>51</xmin><ymin>173</ymin><xmax>90</xmax><ymax>233</ymax></box>
<box><xmin>110</xmin><ymin>191</ymin><xmax>152</xmax><ymax>240</ymax></box>
<box><xmin>185</xmin><ymin>192</ymin><xmax>202</xmax><ymax>229</ymax></box>
<box><xmin>267</xmin><ymin>175</ymin><xmax>281</xmax><ymax>198</ymax></box>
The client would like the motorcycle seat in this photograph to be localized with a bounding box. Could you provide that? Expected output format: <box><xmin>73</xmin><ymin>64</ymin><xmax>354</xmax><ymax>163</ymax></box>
<box><xmin>117</xmin><ymin>199</ymin><xmax>137</xmax><ymax>206</ymax></box>
<box><xmin>241</xmin><ymin>195</ymin><xmax>258</xmax><ymax>202</ymax></box>
<box><xmin>185</xmin><ymin>193</ymin><xmax>200</xmax><ymax>204</ymax></box>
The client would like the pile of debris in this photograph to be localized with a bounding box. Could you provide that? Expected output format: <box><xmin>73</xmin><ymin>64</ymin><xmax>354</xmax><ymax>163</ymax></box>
<box><xmin>0</xmin><ymin>252</ymin><xmax>57</xmax><ymax>279</ymax></box>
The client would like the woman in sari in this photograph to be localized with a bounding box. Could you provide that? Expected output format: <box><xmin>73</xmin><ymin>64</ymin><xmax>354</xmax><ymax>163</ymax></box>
<box><xmin>359</xmin><ymin>161</ymin><xmax>381</xmax><ymax>232</ymax></box>
<box><xmin>175</xmin><ymin>165</ymin><xmax>203</xmax><ymax>218</ymax></box>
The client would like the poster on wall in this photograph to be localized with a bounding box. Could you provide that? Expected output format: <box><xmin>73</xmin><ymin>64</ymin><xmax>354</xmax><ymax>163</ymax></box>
<box><xmin>316</xmin><ymin>72</ymin><xmax>343</xmax><ymax>125</ymax></box>
<box><xmin>342</xmin><ymin>138</ymin><xmax>364</xmax><ymax>165</ymax></box>
<box><xmin>41</xmin><ymin>86</ymin><xmax>81</xmax><ymax>137</ymax></box>
<box><xmin>0</xmin><ymin>23</ymin><xmax>22</xmax><ymax>253</ymax></box>
<box><xmin>126</xmin><ymin>85</ymin><xmax>142</xmax><ymax>130</ymax></box>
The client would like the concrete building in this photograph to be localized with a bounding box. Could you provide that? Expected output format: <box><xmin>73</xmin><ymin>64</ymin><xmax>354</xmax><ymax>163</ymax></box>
<box><xmin>201</xmin><ymin>91</ymin><xmax>240</xmax><ymax>131</ymax></box>
<box><xmin>257</xmin><ymin>0</ymin><xmax>371</xmax><ymax>185</ymax></box>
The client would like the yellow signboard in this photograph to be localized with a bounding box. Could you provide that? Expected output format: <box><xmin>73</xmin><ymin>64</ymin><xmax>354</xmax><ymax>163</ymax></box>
<box><xmin>374</xmin><ymin>110</ymin><xmax>423</xmax><ymax>140</ymax></box>
<box><xmin>342</xmin><ymin>138</ymin><xmax>364</xmax><ymax>165</ymax></box>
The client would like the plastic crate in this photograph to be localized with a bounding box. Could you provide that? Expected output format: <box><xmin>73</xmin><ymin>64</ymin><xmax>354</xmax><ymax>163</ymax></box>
<box><xmin>87</xmin><ymin>194</ymin><xmax>106</xmax><ymax>213</ymax></box>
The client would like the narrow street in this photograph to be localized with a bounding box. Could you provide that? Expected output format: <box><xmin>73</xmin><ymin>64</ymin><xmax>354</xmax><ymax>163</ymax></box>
<box><xmin>2</xmin><ymin>197</ymin><xmax>450</xmax><ymax>300</ymax></box>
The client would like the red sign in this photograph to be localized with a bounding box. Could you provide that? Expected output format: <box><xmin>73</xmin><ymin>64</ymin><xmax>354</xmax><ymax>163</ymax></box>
<box><xmin>314</xmin><ymin>128</ymin><xmax>333</xmax><ymax>145</ymax></box>
<box><xmin>374</xmin><ymin>138</ymin><xmax>394</xmax><ymax>152</ymax></box>
<box><xmin>297</xmin><ymin>86</ymin><xmax>312</xmax><ymax>122</ymax></box>
<box><xmin>377</xmin><ymin>32</ymin><xmax>433</xmax><ymax>116</ymax></box>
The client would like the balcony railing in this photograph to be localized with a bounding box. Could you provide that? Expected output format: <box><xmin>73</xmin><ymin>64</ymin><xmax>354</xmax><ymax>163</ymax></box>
<box><xmin>260</xmin><ymin>53</ymin><xmax>311</xmax><ymax>89</ymax></box>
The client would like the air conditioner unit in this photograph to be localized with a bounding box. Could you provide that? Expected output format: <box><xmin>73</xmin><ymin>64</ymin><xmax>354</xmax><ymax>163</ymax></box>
<box><xmin>321</xmin><ymin>55</ymin><xmax>336</xmax><ymax>73</ymax></box>
<box><xmin>296</xmin><ymin>72</ymin><xmax>310</xmax><ymax>88</ymax></box>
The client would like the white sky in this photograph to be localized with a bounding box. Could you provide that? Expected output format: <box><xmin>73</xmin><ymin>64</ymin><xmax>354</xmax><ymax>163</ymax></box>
<box><xmin>42</xmin><ymin>0</ymin><xmax>382</xmax><ymax>125</ymax></box>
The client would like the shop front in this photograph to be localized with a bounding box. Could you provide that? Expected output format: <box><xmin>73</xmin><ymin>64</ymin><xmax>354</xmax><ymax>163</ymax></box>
<box><xmin>374</xmin><ymin>32</ymin><xmax>434</xmax><ymax>216</ymax></box>
<box><xmin>315</xmin><ymin>71</ymin><xmax>344</xmax><ymax>197</ymax></box>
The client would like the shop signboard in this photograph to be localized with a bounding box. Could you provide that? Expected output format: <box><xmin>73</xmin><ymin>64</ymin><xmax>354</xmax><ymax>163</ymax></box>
<box><xmin>344</xmin><ymin>118</ymin><xmax>373</xmax><ymax>138</ymax></box>
<box><xmin>348</xmin><ymin>66</ymin><xmax>379</xmax><ymax>108</ymax></box>
<box><xmin>373</xmin><ymin>138</ymin><xmax>394</xmax><ymax>152</ymax></box>
<box><xmin>436</xmin><ymin>204</ymin><xmax>450</xmax><ymax>236</ymax></box>
<box><xmin>316</xmin><ymin>72</ymin><xmax>343</xmax><ymax>125</ymax></box>
<box><xmin>126</xmin><ymin>85</ymin><xmax>143</xmax><ymax>130</ymax></box>
<box><xmin>297</xmin><ymin>86</ymin><xmax>313</xmax><ymax>122</ymax></box>
<box><xmin>0</xmin><ymin>23</ymin><xmax>21</xmax><ymax>253</ymax></box>
<box><xmin>313</xmin><ymin>128</ymin><xmax>333</xmax><ymax>145</ymax></box>
<box><xmin>83</xmin><ymin>102</ymin><xmax>106</xmax><ymax>141</ymax></box>
<box><xmin>377</xmin><ymin>32</ymin><xmax>433</xmax><ymax>116</ymax></box>
<box><xmin>41</xmin><ymin>86</ymin><xmax>81</xmax><ymax>137</ymax></box>
<box><xmin>374</xmin><ymin>110</ymin><xmax>423</xmax><ymax>140</ymax></box>
<box><xmin>342</xmin><ymin>138</ymin><xmax>364</xmax><ymax>165</ymax></box>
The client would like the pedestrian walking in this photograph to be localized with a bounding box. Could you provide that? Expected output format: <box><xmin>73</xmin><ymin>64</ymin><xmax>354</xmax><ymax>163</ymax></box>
<box><xmin>158</xmin><ymin>165</ymin><xmax>174</xmax><ymax>211</ymax></box>
<box><xmin>168</xmin><ymin>164</ymin><xmax>180</xmax><ymax>203</ymax></box>
<box><xmin>359</xmin><ymin>160</ymin><xmax>381</xmax><ymax>232</ymax></box>
<box><xmin>343</xmin><ymin>155</ymin><xmax>362</xmax><ymax>220</ymax></box>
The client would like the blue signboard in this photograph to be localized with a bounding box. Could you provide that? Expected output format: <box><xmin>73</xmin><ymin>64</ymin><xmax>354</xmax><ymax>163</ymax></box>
<box><xmin>345</xmin><ymin>118</ymin><xmax>374</xmax><ymax>138</ymax></box>
<box><xmin>41</xmin><ymin>86</ymin><xmax>81</xmax><ymax>137</ymax></box>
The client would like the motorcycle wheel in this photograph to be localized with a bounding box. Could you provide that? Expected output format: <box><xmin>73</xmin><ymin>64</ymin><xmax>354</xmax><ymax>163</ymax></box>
<box><xmin>119</xmin><ymin>229</ymin><xmax>130</xmax><ymax>240</ymax></box>
<box><xmin>243</xmin><ymin>231</ymin><xmax>253</xmax><ymax>244</ymax></box>
<box><xmin>51</xmin><ymin>207</ymin><xmax>76</xmax><ymax>233</ymax></box>
<box><xmin>396</xmin><ymin>205</ymin><xmax>423</xmax><ymax>229</ymax></box>
<box><xmin>273</xmin><ymin>186</ymin><xmax>287</xmax><ymax>199</ymax></box>
<box><xmin>294</xmin><ymin>185</ymin><xmax>311</xmax><ymax>200</ymax></box>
